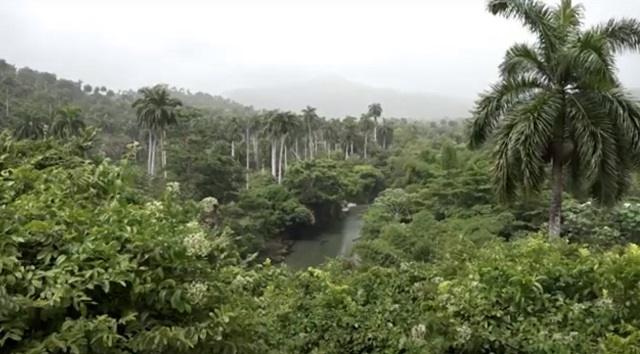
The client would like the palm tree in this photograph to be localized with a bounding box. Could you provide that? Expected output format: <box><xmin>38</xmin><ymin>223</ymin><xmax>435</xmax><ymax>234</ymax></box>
<box><xmin>467</xmin><ymin>0</ymin><xmax>640</xmax><ymax>238</ymax></box>
<box><xmin>359</xmin><ymin>114</ymin><xmax>375</xmax><ymax>159</ymax></box>
<box><xmin>378</xmin><ymin>119</ymin><xmax>394</xmax><ymax>149</ymax></box>
<box><xmin>301</xmin><ymin>106</ymin><xmax>319</xmax><ymax>159</ymax></box>
<box><xmin>132</xmin><ymin>85</ymin><xmax>182</xmax><ymax>178</ymax></box>
<box><xmin>324</xmin><ymin>118</ymin><xmax>342</xmax><ymax>158</ymax></box>
<box><xmin>51</xmin><ymin>104</ymin><xmax>85</xmax><ymax>139</ymax></box>
<box><xmin>226</xmin><ymin>116</ymin><xmax>243</xmax><ymax>159</ymax></box>
<box><xmin>341</xmin><ymin>116</ymin><xmax>358</xmax><ymax>159</ymax></box>
<box><xmin>265</xmin><ymin>110</ymin><xmax>300</xmax><ymax>183</ymax></box>
<box><xmin>13</xmin><ymin>111</ymin><xmax>47</xmax><ymax>140</ymax></box>
<box><xmin>367</xmin><ymin>103</ymin><xmax>383</xmax><ymax>142</ymax></box>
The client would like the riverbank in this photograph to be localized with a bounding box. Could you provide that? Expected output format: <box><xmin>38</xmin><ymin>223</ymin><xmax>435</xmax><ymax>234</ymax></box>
<box><xmin>260</xmin><ymin>203</ymin><xmax>366</xmax><ymax>267</ymax></box>
<box><xmin>284</xmin><ymin>204</ymin><xmax>367</xmax><ymax>270</ymax></box>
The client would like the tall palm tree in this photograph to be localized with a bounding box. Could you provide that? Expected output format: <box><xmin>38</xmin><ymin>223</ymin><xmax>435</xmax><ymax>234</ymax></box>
<box><xmin>359</xmin><ymin>114</ymin><xmax>375</xmax><ymax>159</ymax></box>
<box><xmin>51</xmin><ymin>104</ymin><xmax>85</xmax><ymax>139</ymax></box>
<box><xmin>263</xmin><ymin>110</ymin><xmax>280</xmax><ymax>178</ymax></box>
<box><xmin>13</xmin><ymin>111</ymin><xmax>47</xmax><ymax>140</ymax></box>
<box><xmin>265</xmin><ymin>110</ymin><xmax>300</xmax><ymax>183</ymax></box>
<box><xmin>367</xmin><ymin>103</ymin><xmax>383</xmax><ymax>142</ymax></box>
<box><xmin>341</xmin><ymin>116</ymin><xmax>358</xmax><ymax>159</ymax></box>
<box><xmin>467</xmin><ymin>0</ymin><xmax>640</xmax><ymax>238</ymax></box>
<box><xmin>378</xmin><ymin>119</ymin><xmax>394</xmax><ymax>149</ymax></box>
<box><xmin>325</xmin><ymin>118</ymin><xmax>342</xmax><ymax>158</ymax></box>
<box><xmin>132</xmin><ymin>85</ymin><xmax>182</xmax><ymax>178</ymax></box>
<box><xmin>226</xmin><ymin>116</ymin><xmax>243</xmax><ymax>159</ymax></box>
<box><xmin>301</xmin><ymin>106</ymin><xmax>319</xmax><ymax>159</ymax></box>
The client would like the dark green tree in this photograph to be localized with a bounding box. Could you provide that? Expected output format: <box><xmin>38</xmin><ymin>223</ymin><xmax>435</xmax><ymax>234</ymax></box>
<box><xmin>467</xmin><ymin>0</ymin><xmax>640</xmax><ymax>237</ymax></box>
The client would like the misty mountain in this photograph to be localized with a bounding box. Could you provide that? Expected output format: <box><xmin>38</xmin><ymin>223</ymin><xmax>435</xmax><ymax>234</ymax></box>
<box><xmin>224</xmin><ymin>78</ymin><xmax>473</xmax><ymax>120</ymax></box>
<box><xmin>632</xmin><ymin>88</ymin><xmax>640</xmax><ymax>99</ymax></box>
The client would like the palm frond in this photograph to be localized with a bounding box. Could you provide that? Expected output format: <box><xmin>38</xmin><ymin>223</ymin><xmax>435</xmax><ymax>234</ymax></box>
<box><xmin>468</xmin><ymin>75</ymin><xmax>546</xmax><ymax>148</ymax></box>
<box><xmin>554</xmin><ymin>0</ymin><xmax>585</xmax><ymax>32</ymax></box>
<box><xmin>509</xmin><ymin>91</ymin><xmax>557</xmax><ymax>196</ymax></box>
<box><xmin>588</xmin><ymin>18</ymin><xmax>640</xmax><ymax>54</ymax></box>
<box><xmin>499</xmin><ymin>43</ymin><xmax>552</xmax><ymax>82</ymax></box>
<box><xmin>486</xmin><ymin>0</ymin><xmax>559</xmax><ymax>57</ymax></box>
<box><xmin>569</xmin><ymin>90</ymin><xmax>636</xmax><ymax>206</ymax></box>
<box><xmin>491</xmin><ymin>115</ymin><xmax>520</xmax><ymax>203</ymax></box>
<box><xmin>566</xmin><ymin>31</ymin><xmax>617</xmax><ymax>87</ymax></box>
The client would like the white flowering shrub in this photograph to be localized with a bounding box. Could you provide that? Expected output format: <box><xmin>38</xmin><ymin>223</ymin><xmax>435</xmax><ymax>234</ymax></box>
<box><xmin>165</xmin><ymin>181</ymin><xmax>180</xmax><ymax>195</ymax></box>
<box><xmin>183</xmin><ymin>220</ymin><xmax>213</xmax><ymax>257</ymax></box>
<box><xmin>563</xmin><ymin>199</ymin><xmax>640</xmax><ymax>247</ymax></box>
<box><xmin>200</xmin><ymin>196</ymin><xmax>219</xmax><ymax>213</ymax></box>
<box><xmin>0</xmin><ymin>137</ymin><xmax>267</xmax><ymax>354</ymax></box>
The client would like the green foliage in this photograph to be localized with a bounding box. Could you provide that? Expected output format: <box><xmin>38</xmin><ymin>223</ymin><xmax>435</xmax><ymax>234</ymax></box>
<box><xmin>284</xmin><ymin>159</ymin><xmax>384</xmax><ymax>225</ymax></box>
<box><xmin>2</xmin><ymin>4</ymin><xmax>640</xmax><ymax>351</ymax></box>
<box><xmin>0</xmin><ymin>136</ymin><xmax>265</xmax><ymax>353</ymax></box>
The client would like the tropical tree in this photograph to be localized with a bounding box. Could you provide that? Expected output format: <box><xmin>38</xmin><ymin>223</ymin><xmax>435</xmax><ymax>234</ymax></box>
<box><xmin>378</xmin><ymin>119</ymin><xmax>394</xmax><ymax>149</ymax></box>
<box><xmin>359</xmin><ymin>114</ymin><xmax>375</xmax><ymax>159</ymax></box>
<box><xmin>132</xmin><ymin>84</ymin><xmax>183</xmax><ymax>178</ymax></box>
<box><xmin>13</xmin><ymin>110</ymin><xmax>47</xmax><ymax>140</ymax></box>
<box><xmin>342</xmin><ymin>116</ymin><xmax>358</xmax><ymax>159</ymax></box>
<box><xmin>467</xmin><ymin>0</ymin><xmax>640</xmax><ymax>238</ymax></box>
<box><xmin>265</xmin><ymin>110</ymin><xmax>300</xmax><ymax>183</ymax></box>
<box><xmin>367</xmin><ymin>103</ymin><xmax>383</xmax><ymax>142</ymax></box>
<box><xmin>226</xmin><ymin>116</ymin><xmax>243</xmax><ymax>159</ymax></box>
<box><xmin>302</xmin><ymin>105</ymin><xmax>319</xmax><ymax>159</ymax></box>
<box><xmin>51</xmin><ymin>104</ymin><xmax>85</xmax><ymax>139</ymax></box>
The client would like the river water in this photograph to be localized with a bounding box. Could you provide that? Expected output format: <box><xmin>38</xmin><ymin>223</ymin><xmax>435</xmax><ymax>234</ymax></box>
<box><xmin>284</xmin><ymin>205</ymin><xmax>367</xmax><ymax>270</ymax></box>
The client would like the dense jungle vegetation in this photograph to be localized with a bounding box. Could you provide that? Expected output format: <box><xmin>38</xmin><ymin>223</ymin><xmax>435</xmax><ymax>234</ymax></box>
<box><xmin>3</xmin><ymin>0</ymin><xmax>640</xmax><ymax>353</ymax></box>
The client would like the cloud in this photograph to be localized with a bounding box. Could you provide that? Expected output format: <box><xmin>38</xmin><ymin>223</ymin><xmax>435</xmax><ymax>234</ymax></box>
<box><xmin>1</xmin><ymin>0</ymin><xmax>638</xmax><ymax>97</ymax></box>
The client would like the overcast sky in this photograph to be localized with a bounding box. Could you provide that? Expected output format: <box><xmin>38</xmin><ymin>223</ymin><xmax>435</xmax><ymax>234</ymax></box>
<box><xmin>0</xmin><ymin>0</ymin><xmax>638</xmax><ymax>98</ymax></box>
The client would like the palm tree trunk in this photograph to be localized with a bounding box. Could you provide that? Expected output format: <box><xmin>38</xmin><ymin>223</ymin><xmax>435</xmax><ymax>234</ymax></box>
<box><xmin>147</xmin><ymin>132</ymin><xmax>153</xmax><ymax>176</ymax></box>
<box><xmin>150</xmin><ymin>133</ymin><xmax>157</xmax><ymax>178</ymax></box>
<box><xmin>549</xmin><ymin>139</ymin><xmax>564</xmax><ymax>238</ymax></box>
<box><xmin>245</xmin><ymin>127</ymin><xmax>250</xmax><ymax>189</ymax></box>
<box><xmin>308</xmin><ymin>128</ymin><xmax>313</xmax><ymax>160</ymax></box>
<box><xmin>383</xmin><ymin>135</ymin><xmax>387</xmax><ymax>149</ymax></box>
<box><xmin>295</xmin><ymin>139</ymin><xmax>299</xmax><ymax>157</ymax></box>
<box><xmin>373</xmin><ymin>123</ymin><xmax>377</xmax><ymax>143</ymax></box>
<box><xmin>231</xmin><ymin>140</ymin><xmax>235</xmax><ymax>158</ymax></box>
<box><xmin>363</xmin><ymin>134</ymin><xmax>368</xmax><ymax>159</ymax></box>
<box><xmin>252</xmin><ymin>136</ymin><xmax>259</xmax><ymax>169</ymax></box>
<box><xmin>271</xmin><ymin>140</ymin><xmax>277</xmax><ymax>178</ymax></box>
<box><xmin>278</xmin><ymin>136</ymin><xmax>286</xmax><ymax>184</ymax></box>
<box><xmin>162</xmin><ymin>130</ymin><xmax>167</xmax><ymax>179</ymax></box>
<box><xmin>350</xmin><ymin>142</ymin><xmax>354</xmax><ymax>155</ymax></box>
<box><xmin>284</xmin><ymin>145</ymin><xmax>288</xmax><ymax>168</ymax></box>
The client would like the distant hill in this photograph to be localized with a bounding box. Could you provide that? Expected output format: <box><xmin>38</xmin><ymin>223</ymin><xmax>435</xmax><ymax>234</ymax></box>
<box><xmin>631</xmin><ymin>88</ymin><xmax>640</xmax><ymax>99</ymax></box>
<box><xmin>224</xmin><ymin>77</ymin><xmax>473</xmax><ymax>120</ymax></box>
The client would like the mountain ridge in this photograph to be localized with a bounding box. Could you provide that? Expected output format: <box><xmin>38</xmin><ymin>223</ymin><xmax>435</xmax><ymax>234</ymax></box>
<box><xmin>224</xmin><ymin>77</ymin><xmax>473</xmax><ymax>120</ymax></box>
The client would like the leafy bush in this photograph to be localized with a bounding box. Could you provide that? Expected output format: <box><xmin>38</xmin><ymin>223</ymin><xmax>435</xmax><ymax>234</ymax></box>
<box><xmin>0</xmin><ymin>136</ymin><xmax>265</xmax><ymax>353</ymax></box>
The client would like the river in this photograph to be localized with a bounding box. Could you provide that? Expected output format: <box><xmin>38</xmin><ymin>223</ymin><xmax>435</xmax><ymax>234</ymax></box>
<box><xmin>284</xmin><ymin>205</ymin><xmax>367</xmax><ymax>270</ymax></box>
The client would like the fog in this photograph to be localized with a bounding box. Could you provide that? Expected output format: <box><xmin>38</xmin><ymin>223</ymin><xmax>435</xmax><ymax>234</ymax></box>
<box><xmin>1</xmin><ymin>0</ymin><xmax>639</xmax><ymax>99</ymax></box>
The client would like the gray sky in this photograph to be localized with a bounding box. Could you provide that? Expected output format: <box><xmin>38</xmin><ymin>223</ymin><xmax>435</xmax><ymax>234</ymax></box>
<box><xmin>1</xmin><ymin>0</ymin><xmax>639</xmax><ymax>98</ymax></box>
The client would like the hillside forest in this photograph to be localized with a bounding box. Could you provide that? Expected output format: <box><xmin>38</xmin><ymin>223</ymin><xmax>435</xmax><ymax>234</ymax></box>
<box><xmin>2</xmin><ymin>1</ymin><xmax>640</xmax><ymax>353</ymax></box>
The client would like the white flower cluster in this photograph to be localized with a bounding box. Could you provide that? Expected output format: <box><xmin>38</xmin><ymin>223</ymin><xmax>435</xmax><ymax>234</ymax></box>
<box><xmin>185</xmin><ymin>281</ymin><xmax>209</xmax><ymax>305</ymax></box>
<box><xmin>455</xmin><ymin>324</ymin><xmax>472</xmax><ymax>342</ymax></box>
<box><xmin>199</xmin><ymin>197</ymin><xmax>219</xmax><ymax>213</ymax></box>
<box><xmin>165</xmin><ymin>181</ymin><xmax>180</xmax><ymax>195</ymax></box>
<box><xmin>410</xmin><ymin>324</ymin><xmax>426</xmax><ymax>340</ymax></box>
<box><xmin>183</xmin><ymin>221</ymin><xmax>212</xmax><ymax>257</ymax></box>
<box><xmin>145</xmin><ymin>201</ymin><xmax>163</xmax><ymax>213</ymax></box>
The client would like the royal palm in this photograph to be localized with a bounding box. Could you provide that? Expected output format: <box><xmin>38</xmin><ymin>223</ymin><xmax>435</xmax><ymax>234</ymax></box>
<box><xmin>468</xmin><ymin>0</ymin><xmax>640</xmax><ymax>237</ymax></box>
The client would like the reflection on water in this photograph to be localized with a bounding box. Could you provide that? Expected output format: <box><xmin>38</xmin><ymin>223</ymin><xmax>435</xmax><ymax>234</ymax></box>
<box><xmin>285</xmin><ymin>205</ymin><xmax>367</xmax><ymax>270</ymax></box>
